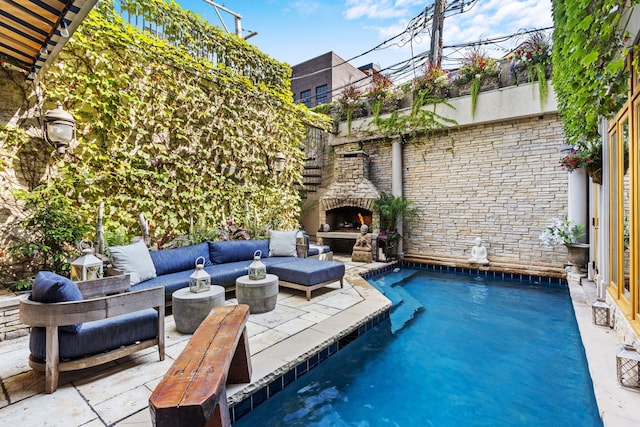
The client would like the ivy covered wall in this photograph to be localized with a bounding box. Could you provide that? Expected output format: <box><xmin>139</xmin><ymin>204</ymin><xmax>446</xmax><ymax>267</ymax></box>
<box><xmin>0</xmin><ymin>0</ymin><xmax>328</xmax><ymax>262</ymax></box>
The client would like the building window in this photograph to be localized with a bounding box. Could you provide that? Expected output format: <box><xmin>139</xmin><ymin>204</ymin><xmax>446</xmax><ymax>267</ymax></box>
<box><xmin>300</xmin><ymin>90</ymin><xmax>311</xmax><ymax>108</ymax></box>
<box><xmin>316</xmin><ymin>85</ymin><xmax>328</xmax><ymax>106</ymax></box>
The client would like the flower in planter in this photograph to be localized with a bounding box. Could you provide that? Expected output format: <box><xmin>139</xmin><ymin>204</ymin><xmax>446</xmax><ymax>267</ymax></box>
<box><xmin>559</xmin><ymin>150</ymin><xmax>597</xmax><ymax>172</ymax></box>
<box><xmin>539</xmin><ymin>215</ymin><xmax>585</xmax><ymax>247</ymax></box>
<box><xmin>366</xmin><ymin>73</ymin><xmax>403</xmax><ymax>119</ymax></box>
<box><xmin>509</xmin><ymin>31</ymin><xmax>552</xmax><ymax>82</ymax></box>
<box><xmin>337</xmin><ymin>84</ymin><xmax>366</xmax><ymax>134</ymax></box>
<box><xmin>413</xmin><ymin>62</ymin><xmax>450</xmax><ymax>96</ymax></box>
<box><xmin>454</xmin><ymin>47</ymin><xmax>500</xmax><ymax>86</ymax></box>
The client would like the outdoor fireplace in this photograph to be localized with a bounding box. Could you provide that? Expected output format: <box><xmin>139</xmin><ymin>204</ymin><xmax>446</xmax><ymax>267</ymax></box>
<box><xmin>318</xmin><ymin>150</ymin><xmax>380</xmax><ymax>253</ymax></box>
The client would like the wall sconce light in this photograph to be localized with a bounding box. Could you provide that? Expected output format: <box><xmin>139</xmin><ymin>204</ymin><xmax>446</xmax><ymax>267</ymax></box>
<box><xmin>591</xmin><ymin>298</ymin><xmax>611</xmax><ymax>327</ymax></box>
<box><xmin>43</xmin><ymin>102</ymin><xmax>76</xmax><ymax>154</ymax></box>
<box><xmin>273</xmin><ymin>152</ymin><xmax>285</xmax><ymax>174</ymax></box>
<box><xmin>616</xmin><ymin>344</ymin><xmax>640</xmax><ymax>389</ymax></box>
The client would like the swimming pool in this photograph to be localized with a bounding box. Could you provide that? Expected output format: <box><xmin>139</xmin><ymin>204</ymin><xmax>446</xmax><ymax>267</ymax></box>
<box><xmin>233</xmin><ymin>268</ymin><xmax>602</xmax><ymax>426</ymax></box>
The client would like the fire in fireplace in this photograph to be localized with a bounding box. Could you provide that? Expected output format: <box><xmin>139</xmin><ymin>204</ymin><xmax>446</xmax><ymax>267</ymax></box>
<box><xmin>325</xmin><ymin>207</ymin><xmax>372</xmax><ymax>232</ymax></box>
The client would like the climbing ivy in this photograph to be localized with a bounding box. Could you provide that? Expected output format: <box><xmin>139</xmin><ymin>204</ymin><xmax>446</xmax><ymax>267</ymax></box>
<box><xmin>37</xmin><ymin>0</ymin><xmax>331</xmax><ymax>247</ymax></box>
<box><xmin>552</xmin><ymin>0</ymin><xmax>639</xmax><ymax>151</ymax></box>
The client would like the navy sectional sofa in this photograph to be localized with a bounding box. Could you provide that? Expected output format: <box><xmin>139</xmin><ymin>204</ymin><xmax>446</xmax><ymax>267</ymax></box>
<box><xmin>131</xmin><ymin>239</ymin><xmax>345</xmax><ymax>301</ymax></box>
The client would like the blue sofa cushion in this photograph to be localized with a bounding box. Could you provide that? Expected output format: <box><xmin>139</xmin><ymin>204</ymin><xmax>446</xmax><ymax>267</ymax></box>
<box><xmin>150</xmin><ymin>242</ymin><xmax>210</xmax><ymax>276</ymax></box>
<box><xmin>30</xmin><ymin>308</ymin><xmax>158</xmax><ymax>361</ymax></box>
<box><xmin>132</xmin><ymin>270</ymin><xmax>193</xmax><ymax>299</ymax></box>
<box><xmin>269</xmin><ymin>259</ymin><xmax>345</xmax><ymax>286</ymax></box>
<box><xmin>308</xmin><ymin>244</ymin><xmax>331</xmax><ymax>256</ymax></box>
<box><xmin>31</xmin><ymin>271</ymin><xmax>83</xmax><ymax>334</ymax></box>
<box><xmin>209</xmin><ymin>240</ymin><xmax>269</xmax><ymax>264</ymax></box>
<box><xmin>204</xmin><ymin>261</ymin><xmax>252</xmax><ymax>287</ymax></box>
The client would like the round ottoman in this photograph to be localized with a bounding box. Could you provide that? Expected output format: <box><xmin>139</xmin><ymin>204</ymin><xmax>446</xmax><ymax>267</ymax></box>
<box><xmin>235</xmin><ymin>274</ymin><xmax>278</xmax><ymax>314</ymax></box>
<box><xmin>172</xmin><ymin>285</ymin><xmax>225</xmax><ymax>334</ymax></box>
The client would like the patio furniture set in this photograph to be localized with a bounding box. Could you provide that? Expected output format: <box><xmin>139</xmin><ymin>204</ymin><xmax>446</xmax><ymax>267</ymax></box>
<box><xmin>18</xmin><ymin>232</ymin><xmax>345</xmax><ymax>394</ymax></box>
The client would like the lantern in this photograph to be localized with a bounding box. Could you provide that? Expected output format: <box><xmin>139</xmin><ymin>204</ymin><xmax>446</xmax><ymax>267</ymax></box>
<box><xmin>189</xmin><ymin>256</ymin><xmax>211</xmax><ymax>293</ymax></box>
<box><xmin>43</xmin><ymin>102</ymin><xmax>76</xmax><ymax>154</ymax></box>
<box><xmin>616</xmin><ymin>344</ymin><xmax>640</xmax><ymax>389</ymax></box>
<box><xmin>248</xmin><ymin>250</ymin><xmax>266</xmax><ymax>280</ymax></box>
<box><xmin>70</xmin><ymin>245</ymin><xmax>103</xmax><ymax>282</ymax></box>
<box><xmin>591</xmin><ymin>299</ymin><xmax>611</xmax><ymax>327</ymax></box>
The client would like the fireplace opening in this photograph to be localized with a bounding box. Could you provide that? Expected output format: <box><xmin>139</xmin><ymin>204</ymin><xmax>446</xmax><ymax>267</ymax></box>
<box><xmin>325</xmin><ymin>206</ymin><xmax>372</xmax><ymax>232</ymax></box>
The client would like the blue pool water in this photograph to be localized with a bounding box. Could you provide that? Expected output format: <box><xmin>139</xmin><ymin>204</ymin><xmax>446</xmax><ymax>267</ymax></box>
<box><xmin>233</xmin><ymin>269</ymin><xmax>602</xmax><ymax>426</ymax></box>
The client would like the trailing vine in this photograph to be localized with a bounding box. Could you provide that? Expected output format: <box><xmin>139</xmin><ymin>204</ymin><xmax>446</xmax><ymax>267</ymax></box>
<box><xmin>32</xmin><ymin>0</ymin><xmax>330</xmax><ymax>247</ymax></box>
<box><xmin>552</xmin><ymin>0</ymin><xmax>639</xmax><ymax>153</ymax></box>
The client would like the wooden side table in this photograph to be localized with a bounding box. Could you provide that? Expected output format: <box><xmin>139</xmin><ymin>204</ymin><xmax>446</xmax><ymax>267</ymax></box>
<box><xmin>172</xmin><ymin>285</ymin><xmax>225</xmax><ymax>334</ymax></box>
<box><xmin>235</xmin><ymin>274</ymin><xmax>278</xmax><ymax>313</ymax></box>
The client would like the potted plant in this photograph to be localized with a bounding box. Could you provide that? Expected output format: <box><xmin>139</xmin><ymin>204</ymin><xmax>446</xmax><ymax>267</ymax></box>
<box><xmin>454</xmin><ymin>47</ymin><xmax>500</xmax><ymax>117</ymax></box>
<box><xmin>559</xmin><ymin>140</ymin><xmax>602</xmax><ymax>184</ymax></box>
<box><xmin>539</xmin><ymin>215</ymin><xmax>588</xmax><ymax>268</ymax></box>
<box><xmin>337</xmin><ymin>84</ymin><xmax>366</xmax><ymax>134</ymax></box>
<box><xmin>509</xmin><ymin>31</ymin><xmax>552</xmax><ymax>107</ymax></box>
<box><xmin>373</xmin><ymin>193</ymin><xmax>417</xmax><ymax>258</ymax></box>
<box><xmin>367</xmin><ymin>73</ymin><xmax>403</xmax><ymax>121</ymax></box>
<box><xmin>412</xmin><ymin>61</ymin><xmax>450</xmax><ymax>102</ymax></box>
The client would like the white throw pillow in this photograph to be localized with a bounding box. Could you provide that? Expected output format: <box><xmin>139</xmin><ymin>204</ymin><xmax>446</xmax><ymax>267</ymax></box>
<box><xmin>109</xmin><ymin>240</ymin><xmax>157</xmax><ymax>285</ymax></box>
<box><xmin>269</xmin><ymin>230</ymin><xmax>298</xmax><ymax>257</ymax></box>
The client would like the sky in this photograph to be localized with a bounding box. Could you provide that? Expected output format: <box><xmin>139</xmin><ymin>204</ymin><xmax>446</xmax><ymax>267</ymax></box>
<box><xmin>175</xmin><ymin>0</ymin><xmax>553</xmax><ymax>82</ymax></box>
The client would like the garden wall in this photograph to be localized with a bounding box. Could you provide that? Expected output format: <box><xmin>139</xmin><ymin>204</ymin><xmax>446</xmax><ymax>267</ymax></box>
<box><xmin>306</xmin><ymin>82</ymin><xmax>569</xmax><ymax>268</ymax></box>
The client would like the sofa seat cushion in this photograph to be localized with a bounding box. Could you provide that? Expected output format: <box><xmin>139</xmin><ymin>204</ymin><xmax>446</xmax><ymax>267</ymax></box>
<box><xmin>132</xmin><ymin>270</ymin><xmax>194</xmax><ymax>299</ymax></box>
<box><xmin>204</xmin><ymin>261</ymin><xmax>253</xmax><ymax>287</ymax></box>
<box><xmin>31</xmin><ymin>271</ymin><xmax>83</xmax><ymax>334</ymax></box>
<box><xmin>308</xmin><ymin>244</ymin><xmax>331</xmax><ymax>256</ymax></box>
<box><xmin>29</xmin><ymin>308</ymin><xmax>158</xmax><ymax>361</ymax></box>
<box><xmin>269</xmin><ymin>259</ymin><xmax>345</xmax><ymax>286</ymax></box>
<box><xmin>209</xmin><ymin>240</ymin><xmax>270</xmax><ymax>264</ymax></box>
<box><xmin>262</xmin><ymin>256</ymin><xmax>298</xmax><ymax>268</ymax></box>
<box><xmin>150</xmin><ymin>242</ymin><xmax>210</xmax><ymax>276</ymax></box>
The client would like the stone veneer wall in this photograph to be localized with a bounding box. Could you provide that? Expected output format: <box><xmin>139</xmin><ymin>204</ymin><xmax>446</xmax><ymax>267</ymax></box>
<box><xmin>316</xmin><ymin>110</ymin><xmax>568</xmax><ymax>268</ymax></box>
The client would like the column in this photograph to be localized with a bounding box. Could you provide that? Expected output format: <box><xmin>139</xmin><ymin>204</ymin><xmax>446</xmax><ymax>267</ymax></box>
<box><xmin>392</xmin><ymin>137</ymin><xmax>403</xmax><ymax>256</ymax></box>
<box><xmin>568</xmin><ymin>167</ymin><xmax>588</xmax><ymax>244</ymax></box>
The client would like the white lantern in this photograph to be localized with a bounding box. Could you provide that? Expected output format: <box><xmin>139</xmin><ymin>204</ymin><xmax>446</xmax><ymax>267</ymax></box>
<box><xmin>248</xmin><ymin>250</ymin><xmax>266</xmax><ymax>280</ymax></box>
<box><xmin>189</xmin><ymin>256</ymin><xmax>211</xmax><ymax>293</ymax></box>
<box><xmin>617</xmin><ymin>345</ymin><xmax>640</xmax><ymax>389</ymax></box>
<box><xmin>70</xmin><ymin>247</ymin><xmax>103</xmax><ymax>282</ymax></box>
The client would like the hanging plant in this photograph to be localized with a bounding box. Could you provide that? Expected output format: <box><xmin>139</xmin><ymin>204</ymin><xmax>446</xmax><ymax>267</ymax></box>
<box><xmin>510</xmin><ymin>30</ymin><xmax>552</xmax><ymax>108</ymax></box>
<box><xmin>470</xmin><ymin>76</ymin><xmax>481</xmax><ymax>118</ymax></box>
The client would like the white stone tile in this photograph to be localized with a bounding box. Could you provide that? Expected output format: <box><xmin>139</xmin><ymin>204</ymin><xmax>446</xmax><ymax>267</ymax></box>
<box><xmin>93</xmin><ymin>384</ymin><xmax>152</xmax><ymax>426</ymax></box>
<box><xmin>0</xmin><ymin>386</ymin><xmax>96</xmax><ymax>426</ymax></box>
<box><xmin>299</xmin><ymin>310</ymin><xmax>332</xmax><ymax>323</ymax></box>
<box><xmin>246</xmin><ymin>321</ymin><xmax>268</xmax><ymax>337</ymax></box>
<box><xmin>113</xmin><ymin>408</ymin><xmax>153</xmax><ymax>426</ymax></box>
<box><xmin>318</xmin><ymin>292</ymin><xmax>363</xmax><ymax>310</ymax></box>
<box><xmin>274</xmin><ymin>317</ymin><xmax>316</xmax><ymax>335</ymax></box>
<box><xmin>249</xmin><ymin>329</ymin><xmax>290</xmax><ymax>354</ymax></box>
<box><xmin>248</xmin><ymin>305</ymin><xmax>306</xmax><ymax>329</ymax></box>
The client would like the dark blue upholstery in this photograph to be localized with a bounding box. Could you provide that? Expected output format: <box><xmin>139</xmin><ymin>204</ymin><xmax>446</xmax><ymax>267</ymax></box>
<box><xmin>149</xmin><ymin>242</ymin><xmax>210</xmax><ymax>276</ymax></box>
<box><xmin>307</xmin><ymin>245</ymin><xmax>331</xmax><ymax>256</ymax></box>
<box><xmin>29</xmin><ymin>308</ymin><xmax>158</xmax><ymax>361</ymax></box>
<box><xmin>31</xmin><ymin>271</ymin><xmax>83</xmax><ymax>334</ymax></box>
<box><xmin>132</xmin><ymin>270</ymin><xmax>193</xmax><ymax>299</ymax></box>
<box><xmin>270</xmin><ymin>259</ymin><xmax>345</xmax><ymax>286</ymax></box>
<box><xmin>208</xmin><ymin>239</ymin><xmax>269</xmax><ymax>264</ymax></box>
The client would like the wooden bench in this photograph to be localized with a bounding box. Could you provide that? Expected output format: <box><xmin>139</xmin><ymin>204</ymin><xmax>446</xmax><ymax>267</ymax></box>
<box><xmin>149</xmin><ymin>304</ymin><xmax>252</xmax><ymax>427</ymax></box>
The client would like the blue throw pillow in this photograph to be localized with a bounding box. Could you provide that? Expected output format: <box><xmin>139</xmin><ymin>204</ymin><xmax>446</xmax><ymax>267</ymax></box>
<box><xmin>31</xmin><ymin>271</ymin><xmax>83</xmax><ymax>334</ymax></box>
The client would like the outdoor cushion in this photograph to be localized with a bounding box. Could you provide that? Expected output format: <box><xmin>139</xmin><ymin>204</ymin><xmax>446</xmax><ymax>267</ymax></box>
<box><xmin>204</xmin><ymin>261</ymin><xmax>252</xmax><ymax>287</ymax></box>
<box><xmin>31</xmin><ymin>271</ymin><xmax>83</xmax><ymax>334</ymax></box>
<box><xmin>149</xmin><ymin>242</ymin><xmax>210</xmax><ymax>276</ymax></box>
<box><xmin>308</xmin><ymin>244</ymin><xmax>331</xmax><ymax>256</ymax></box>
<box><xmin>268</xmin><ymin>230</ymin><xmax>297</xmax><ymax>257</ymax></box>
<box><xmin>269</xmin><ymin>258</ymin><xmax>345</xmax><ymax>286</ymax></box>
<box><xmin>209</xmin><ymin>239</ymin><xmax>269</xmax><ymax>264</ymax></box>
<box><xmin>109</xmin><ymin>240</ymin><xmax>157</xmax><ymax>285</ymax></box>
<box><xmin>29</xmin><ymin>308</ymin><xmax>158</xmax><ymax>361</ymax></box>
<box><xmin>132</xmin><ymin>270</ymin><xmax>194</xmax><ymax>299</ymax></box>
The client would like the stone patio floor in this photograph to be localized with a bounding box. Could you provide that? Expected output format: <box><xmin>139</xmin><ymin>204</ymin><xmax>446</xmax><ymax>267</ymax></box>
<box><xmin>1</xmin><ymin>257</ymin><xmax>639</xmax><ymax>426</ymax></box>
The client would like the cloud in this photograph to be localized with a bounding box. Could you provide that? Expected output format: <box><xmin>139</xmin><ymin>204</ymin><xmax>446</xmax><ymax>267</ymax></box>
<box><xmin>344</xmin><ymin>0</ymin><xmax>413</xmax><ymax>20</ymax></box>
<box><xmin>287</xmin><ymin>1</ymin><xmax>321</xmax><ymax>16</ymax></box>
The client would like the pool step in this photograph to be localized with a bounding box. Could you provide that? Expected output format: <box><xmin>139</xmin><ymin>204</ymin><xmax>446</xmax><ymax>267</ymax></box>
<box><xmin>371</xmin><ymin>270</ymin><xmax>424</xmax><ymax>333</ymax></box>
<box><xmin>389</xmin><ymin>284</ymin><xmax>424</xmax><ymax>334</ymax></box>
